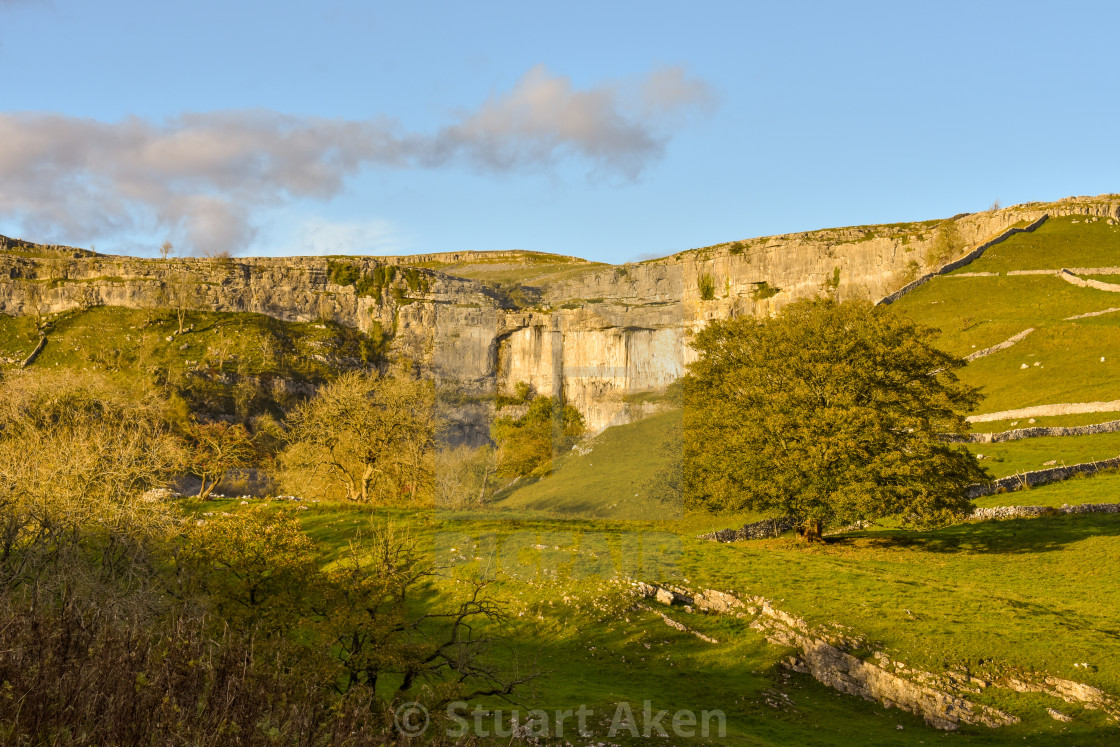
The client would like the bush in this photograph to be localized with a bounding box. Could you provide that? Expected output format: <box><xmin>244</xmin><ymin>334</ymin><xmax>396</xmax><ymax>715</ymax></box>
<box><xmin>697</xmin><ymin>273</ymin><xmax>716</xmax><ymax>301</ymax></box>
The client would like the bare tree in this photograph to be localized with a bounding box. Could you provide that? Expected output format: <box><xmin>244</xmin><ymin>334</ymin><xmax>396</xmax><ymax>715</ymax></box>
<box><xmin>158</xmin><ymin>240</ymin><xmax>175</xmax><ymax>260</ymax></box>
<box><xmin>164</xmin><ymin>272</ymin><xmax>201</xmax><ymax>335</ymax></box>
<box><xmin>281</xmin><ymin>371</ymin><xmax>441</xmax><ymax>503</ymax></box>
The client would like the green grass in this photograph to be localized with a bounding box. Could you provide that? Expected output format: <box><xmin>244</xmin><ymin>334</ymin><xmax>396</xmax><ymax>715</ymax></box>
<box><xmin>973</xmin><ymin>470</ymin><xmax>1120</xmax><ymax>508</ymax></box>
<box><xmin>894</xmin><ymin>274</ymin><xmax>1117</xmax><ymax>357</ymax></box>
<box><xmin>955</xmin><ymin>215</ymin><xmax>1120</xmax><ymax>273</ymax></box>
<box><xmin>894</xmin><ymin>219</ymin><xmax>1120</xmax><ymax>420</ymax></box>
<box><xmin>197</xmin><ymin>498</ymin><xmax>1120</xmax><ymax>743</ymax></box>
<box><xmin>959</xmin><ymin>319</ymin><xmax>1120</xmax><ymax>413</ymax></box>
<box><xmin>0</xmin><ymin>306</ymin><xmax>379</xmax><ymax>415</ymax></box>
<box><xmin>969</xmin><ymin>431</ymin><xmax>1120</xmax><ymax>478</ymax></box>
<box><xmin>494</xmin><ymin>410</ymin><xmax>685</xmax><ymax>520</ymax></box>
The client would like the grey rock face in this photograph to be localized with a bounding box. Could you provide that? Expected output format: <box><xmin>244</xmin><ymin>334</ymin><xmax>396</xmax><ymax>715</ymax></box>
<box><xmin>4</xmin><ymin>197</ymin><xmax>1118</xmax><ymax>435</ymax></box>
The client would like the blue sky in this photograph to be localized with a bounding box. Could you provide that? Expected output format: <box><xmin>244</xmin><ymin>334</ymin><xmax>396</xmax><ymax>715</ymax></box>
<box><xmin>1</xmin><ymin>0</ymin><xmax>1117</xmax><ymax>262</ymax></box>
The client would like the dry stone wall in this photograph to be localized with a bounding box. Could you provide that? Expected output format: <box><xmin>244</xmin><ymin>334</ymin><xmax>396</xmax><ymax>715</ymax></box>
<box><xmin>967</xmin><ymin>457</ymin><xmax>1120</xmax><ymax>499</ymax></box>
<box><xmin>959</xmin><ymin>419</ymin><xmax>1120</xmax><ymax>443</ymax></box>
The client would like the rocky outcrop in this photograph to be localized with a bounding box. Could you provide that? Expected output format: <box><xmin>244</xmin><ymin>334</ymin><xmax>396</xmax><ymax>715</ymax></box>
<box><xmin>4</xmin><ymin>194</ymin><xmax>1120</xmax><ymax>434</ymax></box>
<box><xmin>633</xmin><ymin>582</ymin><xmax>1020</xmax><ymax>730</ymax></box>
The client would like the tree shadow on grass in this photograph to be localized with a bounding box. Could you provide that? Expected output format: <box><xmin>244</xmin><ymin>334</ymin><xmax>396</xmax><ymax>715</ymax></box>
<box><xmin>841</xmin><ymin>513</ymin><xmax>1120</xmax><ymax>555</ymax></box>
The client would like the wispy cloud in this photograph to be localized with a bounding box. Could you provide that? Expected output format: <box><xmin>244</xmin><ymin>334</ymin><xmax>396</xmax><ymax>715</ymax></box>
<box><xmin>0</xmin><ymin>65</ymin><xmax>714</xmax><ymax>254</ymax></box>
<box><xmin>289</xmin><ymin>217</ymin><xmax>408</xmax><ymax>257</ymax></box>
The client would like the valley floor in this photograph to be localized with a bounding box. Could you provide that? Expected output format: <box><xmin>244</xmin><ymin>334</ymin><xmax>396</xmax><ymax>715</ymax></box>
<box><xmin>202</xmin><ymin>466</ymin><xmax>1120</xmax><ymax>745</ymax></box>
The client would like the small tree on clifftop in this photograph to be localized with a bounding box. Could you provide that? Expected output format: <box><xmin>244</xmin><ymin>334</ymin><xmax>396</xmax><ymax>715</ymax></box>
<box><xmin>682</xmin><ymin>298</ymin><xmax>988</xmax><ymax>540</ymax></box>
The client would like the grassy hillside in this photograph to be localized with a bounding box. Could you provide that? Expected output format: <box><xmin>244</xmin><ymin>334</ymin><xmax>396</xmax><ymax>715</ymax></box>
<box><xmin>975</xmin><ymin>431</ymin><xmax>1120</xmax><ymax>477</ymax></box>
<box><xmin>952</xmin><ymin>214</ymin><xmax>1120</xmax><ymax>273</ymax></box>
<box><xmin>0</xmin><ymin>305</ymin><xmax>380</xmax><ymax>417</ymax></box>
<box><xmin>494</xmin><ymin>409</ymin><xmax>685</xmax><ymax>520</ymax></box>
<box><xmin>410</xmin><ymin>250</ymin><xmax>609</xmax><ymax>287</ymax></box>
<box><xmin>894</xmin><ymin>215</ymin><xmax>1120</xmax><ymax>423</ymax></box>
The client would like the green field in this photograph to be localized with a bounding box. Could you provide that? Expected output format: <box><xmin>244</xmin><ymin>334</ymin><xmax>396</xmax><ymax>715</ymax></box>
<box><xmin>973</xmin><ymin>470</ymin><xmax>1120</xmax><ymax>508</ymax></box>
<box><xmin>894</xmin><ymin>217</ymin><xmax>1120</xmax><ymax>423</ymax></box>
<box><xmin>494</xmin><ymin>410</ymin><xmax>686</xmax><ymax>520</ymax></box>
<box><xmin>951</xmin><ymin>215</ymin><xmax>1120</xmax><ymax>273</ymax></box>
<box><xmin>194</xmin><ymin>495</ymin><xmax>1120</xmax><ymax>744</ymax></box>
<box><xmin>971</xmin><ymin>431</ymin><xmax>1120</xmax><ymax>477</ymax></box>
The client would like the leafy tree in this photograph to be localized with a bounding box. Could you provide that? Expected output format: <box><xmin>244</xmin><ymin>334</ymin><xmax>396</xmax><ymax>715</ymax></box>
<box><xmin>683</xmin><ymin>298</ymin><xmax>988</xmax><ymax>541</ymax></box>
<box><xmin>183</xmin><ymin>506</ymin><xmax>318</xmax><ymax>627</ymax></box>
<box><xmin>184</xmin><ymin>421</ymin><xmax>258</xmax><ymax>500</ymax></box>
<box><xmin>0</xmin><ymin>370</ymin><xmax>182</xmax><ymax>540</ymax></box>
<box><xmin>490</xmin><ymin>395</ymin><xmax>584</xmax><ymax>479</ymax></box>
<box><xmin>281</xmin><ymin>371</ymin><xmax>440</xmax><ymax>503</ymax></box>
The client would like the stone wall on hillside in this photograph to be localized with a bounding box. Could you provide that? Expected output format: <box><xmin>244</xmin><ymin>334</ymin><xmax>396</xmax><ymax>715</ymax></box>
<box><xmin>967</xmin><ymin>457</ymin><xmax>1120</xmax><ymax>499</ymax></box>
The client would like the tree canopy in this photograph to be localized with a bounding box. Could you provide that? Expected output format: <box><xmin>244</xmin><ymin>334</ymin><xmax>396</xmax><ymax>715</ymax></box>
<box><xmin>490</xmin><ymin>395</ymin><xmax>584</xmax><ymax>480</ymax></box>
<box><xmin>281</xmin><ymin>370</ymin><xmax>440</xmax><ymax>503</ymax></box>
<box><xmin>682</xmin><ymin>298</ymin><xmax>988</xmax><ymax>539</ymax></box>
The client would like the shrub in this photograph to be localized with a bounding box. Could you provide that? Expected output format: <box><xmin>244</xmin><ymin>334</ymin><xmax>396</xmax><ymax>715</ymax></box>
<box><xmin>697</xmin><ymin>273</ymin><xmax>716</xmax><ymax>301</ymax></box>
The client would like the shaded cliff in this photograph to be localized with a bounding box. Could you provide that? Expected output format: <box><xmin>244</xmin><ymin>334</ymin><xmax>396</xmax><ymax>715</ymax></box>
<box><xmin>3</xmin><ymin>194</ymin><xmax>1119</xmax><ymax>433</ymax></box>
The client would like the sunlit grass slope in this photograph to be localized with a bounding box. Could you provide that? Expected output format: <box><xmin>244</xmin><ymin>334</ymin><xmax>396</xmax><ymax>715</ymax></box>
<box><xmin>0</xmin><ymin>306</ymin><xmax>376</xmax><ymax>415</ymax></box>
<box><xmin>973</xmin><ymin>431</ymin><xmax>1120</xmax><ymax>477</ymax></box>
<box><xmin>494</xmin><ymin>409</ymin><xmax>684</xmax><ymax>520</ymax></box>
<box><xmin>198</xmin><ymin>498</ymin><xmax>1120</xmax><ymax>744</ymax></box>
<box><xmin>894</xmin><ymin>215</ymin><xmax>1120</xmax><ymax>425</ymax></box>
<box><xmin>956</xmin><ymin>214</ymin><xmax>1120</xmax><ymax>273</ymax></box>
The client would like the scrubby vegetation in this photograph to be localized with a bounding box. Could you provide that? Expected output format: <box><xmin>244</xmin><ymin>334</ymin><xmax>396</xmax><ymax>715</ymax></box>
<box><xmin>327</xmin><ymin>260</ymin><xmax>431</xmax><ymax>301</ymax></box>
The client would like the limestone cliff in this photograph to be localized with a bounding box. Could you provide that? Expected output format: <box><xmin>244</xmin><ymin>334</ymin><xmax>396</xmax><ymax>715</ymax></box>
<box><xmin>3</xmin><ymin>195</ymin><xmax>1119</xmax><ymax>433</ymax></box>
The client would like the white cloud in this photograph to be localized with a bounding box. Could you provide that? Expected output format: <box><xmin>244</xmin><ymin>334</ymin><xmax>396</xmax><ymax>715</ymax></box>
<box><xmin>0</xmin><ymin>65</ymin><xmax>715</xmax><ymax>254</ymax></box>
<box><xmin>289</xmin><ymin>217</ymin><xmax>408</xmax><ymax>257</ymax></box>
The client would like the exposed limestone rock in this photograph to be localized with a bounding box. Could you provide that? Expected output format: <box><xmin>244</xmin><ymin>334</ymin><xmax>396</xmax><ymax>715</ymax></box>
<box><xmin>4</xmin><ymin>195</ymin><xmax>1119</xmax><ymax>434</ymax></box>
<box><xmin>632</xmin><ymin>582</ymin><xmax>1020</xmax><ymax>730</ymax></box>
<box><xmin>1004</xmin><ymin>676</ymin><xmax>1118</xmax><ymax>719</ymax></box>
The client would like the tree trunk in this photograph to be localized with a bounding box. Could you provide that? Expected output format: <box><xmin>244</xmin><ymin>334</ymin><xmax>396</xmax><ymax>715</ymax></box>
<box><xmin>797</xmin><ymin>519</ymin><xmax>823</xmax><ymax>543</ymax></box>
<box><xmin>359</xmin><ymin>463</ymin><xmax>375</xmax><ymax>503</ymax></box>
<box><xmin>198</xmin><ymin>474</ymin><xmax>221</xmax><ymax>500</ymax></box>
